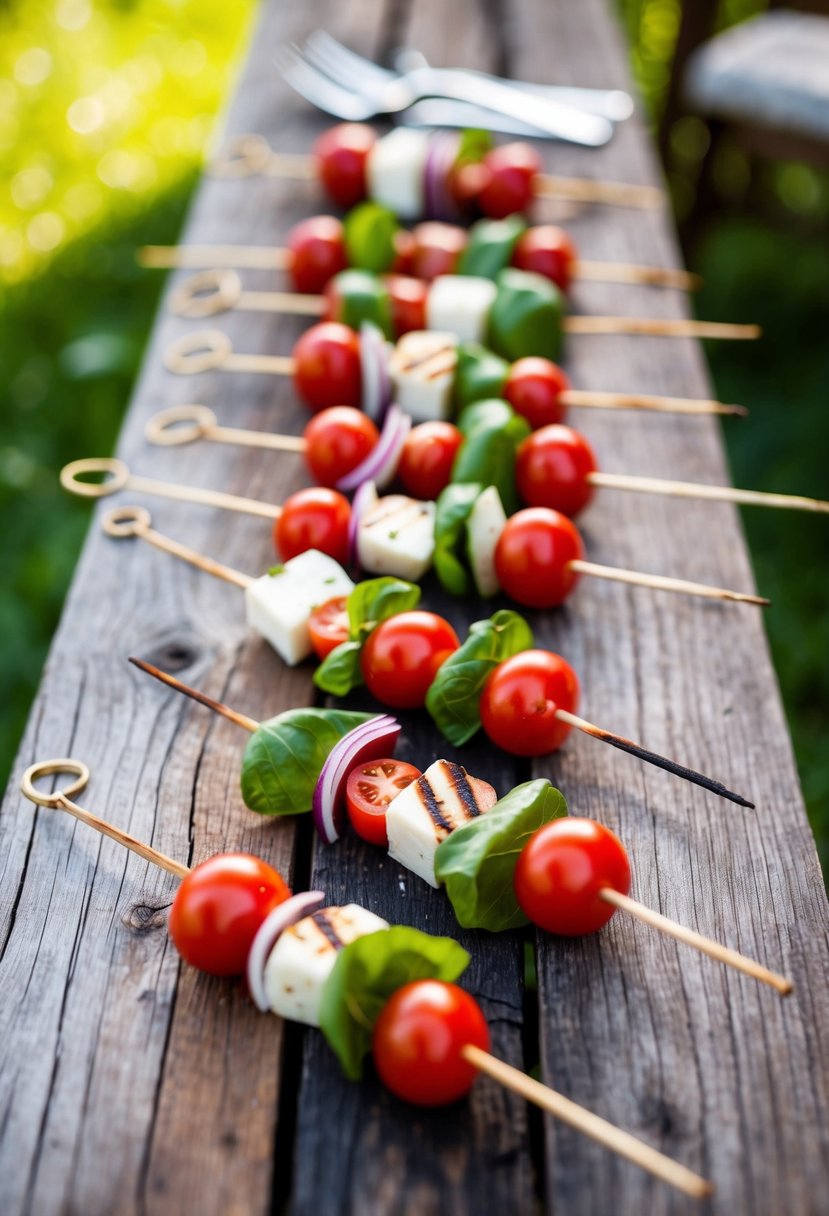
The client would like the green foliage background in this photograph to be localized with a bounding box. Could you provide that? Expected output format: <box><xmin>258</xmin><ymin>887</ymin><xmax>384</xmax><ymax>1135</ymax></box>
<box><xmin>1</xmin><ymin>0</ymin><xmax>827</xmax><ymax>873</ymax></box>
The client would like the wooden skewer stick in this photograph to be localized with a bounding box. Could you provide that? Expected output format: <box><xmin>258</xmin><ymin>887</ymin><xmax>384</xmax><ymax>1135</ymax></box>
<box><xmin>139</xmin><ymin>243</ymin><xmax>699</xmax><ymax>291</ymax></box>
<box><xmin>553</xmin><ymin>708</ymin><xmax>753</xmax><ymax>808</ymax></box>
<box><xmin>588</xmin><ymin>471</ymin><xmax>829</xmax><ymax>515</ymax></box>
<box><xmin>563</xmin><ymin>316</ymin><xmax>759</xmax><ymax>340</ymax></box>
<box><xmin>536</xmin><ymin>172</ymin><xmax>663</xmax><ymax>210</ymax></box>
<box><xmin>569</xmin><ymin>559</ymin><xmax>769</xmax><ymax>607</ymax></box>
<box><xmin>129</xmin><ymin>658</ymin><xmax>259</xmax><ymax>732</ymax></box>
<box><xmin>145</xmin><ymin>405</ymin><xmax>306</xmax><ymax>453</ymax></box>
<box><xmin>461</xmin><ymin>1045</ymin><xmax>712</xmax><ymax>1198</ymax></box>
<box><xmin>561</xmin><ymin>390</ymin><xmax>746</xmax><ymax>418</ymax></box>
<box><xmin>100</xmin><ymin>506</ymin><xmax>253</xmax><ymax>590</ymax></box>
<box><xmin>599</xmin><ymin>888</ymin><xmax>793</xmax><ymax>996</ymax></box>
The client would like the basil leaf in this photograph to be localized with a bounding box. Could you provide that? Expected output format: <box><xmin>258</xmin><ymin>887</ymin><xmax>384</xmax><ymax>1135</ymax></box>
<box><xmin>426</xmin><ymin>610</ymin><xmax>534</xmax><ymax>745</ymax></box>
<box><xmin>457</xmin><ymin>216</ymin><xmax>527</xmax><ymax>280</ymax></box>
<box><xmin>452</xmin><ymin>403</ymin><xmax>530</xmax><ymax>515</ymax></box>
<box><xmin>347</xmin><ymin>576</ymin><xmax>421</xmax><ymax>639</ymax></box>
<box><xmin>487</xmin><ymin>267</ymin><xmax>565</xmax><ymax>362</ymax></box>
<box><xmin>343</xmin><ymin>202</ymin><xmax>399</xmax><ymax>274</ymax></box>
<box><xmin>457</xmin><ymin>397</ymin><xmax>515</xmax><ymax>438</ymax></box>
<box><xmin>433</xmin><ymin>483</ymin><xmax>482</xmax><ymax>596</ymax></box>
<box><xmin>435</xmin><ymin>780</ymin><xmax>568</xmax><ymax>931</ymax></box>
<box><xmin>313</xmin><ymin>640</ymin><xmax>364</xmax><ymax>697</ymax></box>
<box><xmin>240</xmin><ymin>708</ymin><xmax>375</xmax><ymax>815</ymax></box>
<box><xmin>454</xmin><ymin>128</ymin><xmax>494</xmax><ymax>169</ymax></box>
<box><xmin>319</xmin><ymin>926</ymin><xmax>470</xmax><ymax>1080</ymax></box>
<box><xmin>330</xmin><ymin>269</ymin><xmax>393</xmax><ymax>338</ymax></box>
<box><xmin>454</xmin><ymin>342</ymin><xmax>510</xmax><ymax>410</ymax></box>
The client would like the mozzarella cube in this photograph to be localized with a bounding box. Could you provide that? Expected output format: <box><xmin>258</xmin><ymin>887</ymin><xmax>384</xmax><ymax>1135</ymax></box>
<box><xmin>426</xmin><ymin>276</ymin><xmax>497</xmax><ymax>343</ymax></box>
<box><xmin>245</xmin><ymin>550</ymin><xmax>354</xmax><ymax>665</ymax></box>
<box><xmin>387</xmin><ymin>759</ymin><xmax>493</xmax><ymax>887</ymax></box>
<box><xmin>357</xmin><ymin>495</ymin><xmax>436</xmax><ymax>581</ymax></box>
<box><xmin>367</xmin><ymin>128</ymin><xmax>429</xmax><ymax>219</ymax></box>
<box><xmin>389</xmin><ymin>330</ymin><xmax>459</xmax><ymax>423</ymax></box>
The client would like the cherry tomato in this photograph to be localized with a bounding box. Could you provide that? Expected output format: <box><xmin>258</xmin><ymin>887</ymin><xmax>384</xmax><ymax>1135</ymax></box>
<box><xmin>450</xmin><ymin>160</ymin><xmax>490</xmax><ymax>217</ymax></box>
<box><xmin>308</xmin><ymin>595</ymin><xmax>350</xmax><ymax>660</ymax></box>
<box><xmin>391</xmin><ymin>229</ymin><xmax>416</xmax><ymax>276</ymax></box>
<box><xmin>303</xmin><ymin>406</ymin><xmax>379</xmax><ymax>487</ymax></box>
<box><xmin>478</xmin><ymin>143</ymin><xmax>543</xmax><ymax>219</ymax></box>
<box><xmin>313</xmin><ymin>123</ymin><xmax>375</xmax><ymax>209</ymax></box>
<box><xmin>480</xmin><ymin>649</ymin><xmax>579</xmax><ymax>756</ymax></box>
<box><xmin>346</xmin><ymin>758</ymin><xmax>422</xmax><ymax>846</ymax></box>
<box><xmin>385</xmin><ymin>274</ymin><xmax>428</xmax><ymax>336</ymax></box>
<box><xmin>410</xmin><ymin>222</ymin><xmax>467</xmax><ymax>280</ymax></box>
<box><xmin>361</xmin><ymin>611</ymin><xmax>460</xmax><ymax>709</ymax></box>
<box><xmin>274</xmin><ymin>487</ymin><xmax>351</xmax><ymax>564</ymax></box>
<box><xmin>494</xmin><ymin>508</ymin><xmax>584</xmax><ymax>608</ymax></box>
<box><xmin>503</xmin><ymin>357</ymin><xmax>570</xmax><ymax>429</ymax></box>
<box><xmin>397</xmin><ymin>421</ymin><xmax>463</xmax><ymax>500</ymax></box>
<box><xmin>169</xmin><ymin>853</ymin><xmax>290</xmax><ymax>977</ymax></box>
<box><xmin>514</xmin><ymin>818</ymin><xmax>631</xmax><ymax>935</ymax></box>
<box><xmin>516</xmin><ymin>425</ymin><xmax>598</xmax><ymax>516</ymax></box>
<box><xmin>512</xmin><ymin>225</ymin><xmax>577</xmax><ymax>293</ymax></box>
<box><xmin>287</xmin><ymin>216</ymin><xmax>348</xmax><ymax>294</ymax></box>
<box><xmin>293</xmin><ymin>322</ymin><xmax>362</xmax><ymax>412</ymax></box>
<box><xmin>372</xmin><ymin>980</ymin><xmax>490</xmax><ymax>1106</ymax></box>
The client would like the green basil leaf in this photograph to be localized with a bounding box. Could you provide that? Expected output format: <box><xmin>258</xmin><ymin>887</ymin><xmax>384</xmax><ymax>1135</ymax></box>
<box><xmin>487</xmin><ymin>267</ymin><xmax>565</xmax><ymax>361</ymax></box>
<box><xmin>435</xmin><ymin>780</ymin><xmax>568</xmax><ymax>931</ymax></box>
<box><xmin>343</xmin><ymin>202</ymin><xmax>399</xmax><ymax>274</ymax></box>
<box><xmin>457</xmin><ymin>396</ymin><xmax>515</xmax><ymax>438</ymax></box>
<box><xmin>330</xmin><ymin>269</ymin><xmax>393</xmax><ymax>338</ymax></box>
<box><xmin>457</xmin><ymin>216</ymin><xmax>527</xmax><ymax>279</ymax></box>
<box><xmin>313</xmin><ymin>640</ymin><xmax>364</xmax><ymax>697</ymax></box>
<box><xmin>426</xmin><ymin>610</ymin><xmax>534</xmax><ymax>745</ymax></box>
<box><xmin>433</xmin><ymin>482</ymin><xmax>482</xmax><ymax>596</ymax></box>
<box><xmin>454</xmin><ymin>342</ymin><xmax>510</xmax><ymax>410</ymax></box>
<box><xmin>319</xmin><ymin>926</ymin><xmax>470</xmax><ymax>1080</ymax></box>
<box><xmin>347</xmin><ymin>576</ymin><xmax>421</xmax><ymax>639</ymax></box>
<box><xmin>452</xmin><ymin>405</ymin><xmax>530</xmax><ymax>516</ymax></box>
<box><xmin>240</xmin><ymin>708</ymin><xmax>375</xmax><ymax>815</ymax></box>
<box><xmin>454</xmin><ymin>128</ymin><xmax>494</xmax><ymax>169</ymax></box>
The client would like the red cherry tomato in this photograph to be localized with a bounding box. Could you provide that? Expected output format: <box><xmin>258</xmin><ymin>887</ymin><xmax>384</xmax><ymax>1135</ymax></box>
<box><xmin>372</xmin><ymin>980</ymin><xmax>490</xmax><ymax>1106</ymax></box>
<box><xmin>514</xmin><ymin>818</ymin><xmax>631</xmax><ymax>935</ymax></box>
<box><xmin>410</xmin><ymin>222</ymin><xmax>466</xmax><ymax>280</ymax></box>
<box><xmin>385</xmin><ymin>274</ymin><xmax>428</xmax><ymax>336</ymax></box>
<box><xmin>391</xmin><ymin>229</ymin><xmax>416</xmax><ymax>276</ymax></box>
<box><xmin>511</xmin><ymin>225</ymin><xmax>577</xmax><ymax>293</ymax></box>
<box><xmin>169</xmin><ymin>853</ymin><xmax>290</xmax><ymax>977</ymax></box>
<box><xmin>274</xmin><ymin>487</ymin><xmax>351</xmax><ymax>564</ymax></box>
<box><xmin>450</xmin><ymin>160</ymin><xmax>490</xmax><ymax>217</ymax></box>
<box><xmin>293</xmin><ymin>322</ymin><xmax>362</xmax><ymax>412</ymax></box>
<box><xmin>516</xmin><ymin>425</ymin><xmax>598</xmax><ymax>516</ymax></box>
<box><xmin>480</xmin><ymin>649</ymin><xmax>579</xmax><ymax>756</ymax></box>
<box><xmin>361</xmin><ymin>611</ymin><xmax>460</xmax><ymax>709</ymax></box>
<box><xmin>308</xmin><ymin>595</ymin><xmax>350</xmax><ymax>660</ymax></box>
<box><xmin>503</xmin><ymin>357</ymin><xmax>570</xmax><ymax>429</ymax></box>
<box><xmin>303</xmin><ymin>406</ymin><xmax>379</xmax><ymax>487</ymax></box>
<box><xmin>287</xmin><ymin>216</ymin><xmax>348</xmax><ymax>294</ymax></box>
<box><xmin>397</xmin><ymin>421</ymin><xmax>463</xmax><ymax>500</ymax></box>
<box><xmin>313</xmin><ymin>123</ymin><xmax>375</xmax><ymax>209</ymax></box>
<box><xmin>346</xmin><ymin>758</ymin><xmax>422</xmax><ymax>846</ymax></box>
<box><xmin>478</xmin><ymin>143</ymin><xmax>543</xmax><ymax>219</ymax></box>
<box><xmin>494</xmin><ymin>508</ymin><xmax>584</xmax><ymax>608</ymax></box>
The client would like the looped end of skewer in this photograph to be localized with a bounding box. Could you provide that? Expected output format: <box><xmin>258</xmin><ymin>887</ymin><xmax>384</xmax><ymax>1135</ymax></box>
<box><xmin>165</xmin><ymin>329</ymin><xmax>231</xmax><ymax>375</ymax></box>
<box><xmin>210</xmin><ymin>133</ymin><xmax>272</xmax><ymax>178</ymax></box>
<box><xmin>146</xmin><ymin>404</ymin><xmax>217</xmax><ymax>446</ymax></box>
<box><xmin>102</xmin><ymin>505</ymin><xmax>152</xmax><ymax>538</ymax></box>
<box><xmin>168</xmin><ymin>269</ymin><xmax>242</xmax><ymax>319</ymax></box>
<box><xmin>21</xmin><ymin>758</ymin><xmax>90</xmax><ymax>808</ymax></box>
<box><xmin>61</xmin><ymin>457</ymin><xmax>130</xmax><ymax>499</ymax></box>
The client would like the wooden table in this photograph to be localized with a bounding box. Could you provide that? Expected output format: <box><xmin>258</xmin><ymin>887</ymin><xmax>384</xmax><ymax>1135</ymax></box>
<box><xmin>2</xmin><ymin>1</ymin><xmax>828</xmax><ymax>1213</ymax></box>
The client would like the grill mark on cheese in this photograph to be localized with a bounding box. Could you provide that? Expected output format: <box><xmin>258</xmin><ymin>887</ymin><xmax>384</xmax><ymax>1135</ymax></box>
<box><xmin>416</xmin><ymin>774</ymin><xmax>454</xmax><ymax>835</ymax></box>
<box><xmin>442</xmin><ymin>760</ymin><xmax>485</xmax><ymax>819</ymax></box>
<box><xmin>393</xmin><ymin>342</ymin><xmax>458</xmax><ymax>376</ymax></box>
<box><xmin>363</xmin><ymin>499</ymin><xmax>430</xmax><ymax>533</ymax></box>
<box><xmin>415</xmin><ymin>760</ymin><xmax>488</xmax><ymax>840</ymax></box>
<box><xmin>310</xmin><ymin>909</ymin><xmax>345</xmax><ymax>951</ymax></box>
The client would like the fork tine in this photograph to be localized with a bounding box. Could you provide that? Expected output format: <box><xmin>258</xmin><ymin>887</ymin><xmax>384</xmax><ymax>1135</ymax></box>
<box><xmin>277</xmin><ymin>44</ymin><xmax>372</xmax><ymax>121</ymax></box>
<box><xmin>305</xmin><ymin>31</ymin><xmax>395</xmax><ymax>86</ymax></box>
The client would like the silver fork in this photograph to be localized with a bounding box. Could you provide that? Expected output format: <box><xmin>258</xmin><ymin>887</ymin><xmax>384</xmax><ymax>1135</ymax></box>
<box><xmin>278</xmin><ymin>41</ymin><xmax>614</xmax><ymax>146</ymax></box>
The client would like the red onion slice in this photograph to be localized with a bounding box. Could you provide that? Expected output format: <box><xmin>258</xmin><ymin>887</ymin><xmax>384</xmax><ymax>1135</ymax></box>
<box><xmin>348</xmin><ymin>478</ymin><xmax>377</xmax><ymax>566</ymax></box>
<box><xmin>336</xmin><ymin>403</ymin><xmax>411</xmax><ymax>493</ymax></box>
<box><xmin>313</xmin><ymin>715</ymin><xmax>401</xmax><ymax>844</ymax></box>
<box><xmin>247</xmin><ymin>890</ymin><xmax>326</xmax><ymax>1013</ymax></box>
<box><xmin>424</xmin><ymin>132</ymin><xmax>462</xmax><ymax>223</ymax></box>
<box><xmin>360</xmin><ymin>321</ymin><xmax>393</xmax><ymax>423</ymax></box>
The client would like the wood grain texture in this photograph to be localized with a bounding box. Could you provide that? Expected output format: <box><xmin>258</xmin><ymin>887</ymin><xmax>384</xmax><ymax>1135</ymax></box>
<box><xmin>0</xmin><ymin>0</ymin><xmax>826</xmax><ymax>1214</ymax></box>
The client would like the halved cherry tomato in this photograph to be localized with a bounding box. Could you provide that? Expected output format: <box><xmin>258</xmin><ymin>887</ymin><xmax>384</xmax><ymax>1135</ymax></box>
<box><xmin>293</xmin><ymin>322</ymin><xmax>362</xmax><ymax>412</ymax></box>
<box><xmin>308</xmin><ymin>595</ymin><xmax>350</xmax><ymax>660</ymax></box>
<box><xmin>478</xmin><ymin>143</ymin><xmax>543</xmax><ymax>219</ymax></box>
<box><xmin>494</xmin><ymin>507</ymin><xmax>584</xmax><ymax>608</ymax></box>
<box><xmin>346</xmin><ymin>758</ymin><xmax>422</xmax><ymax>846</ymax></box>
<box><xmin>503</xmin><ymin>357</ymin><xmax>570</xmax><ymax>429</ymax></box>
<box><xmin>372</xmin><ymin>980</ymin><xmax>490</xmax><ymax>1106</ymax></box>
<box><xmin>516</xmin><ymin>424</ymin><xmax>598</xmax><ymax>516</ymax></box>
<box><xmin>287</xmin><ymin>216</ymin><xmax>348</xmax><ymax>294</ymax></box>
<box><xmin>385</xmin><ymin>274</ymin><xmax>428</xmax><ymax>336</ymax></box>
<box><xmin>480</xmin><ymin>649</ymin><xmax>579</xmax><ymax>756</ymax></box>
<box><xmin>313</xmin><ymin>123</ymin><xmax>375</xmax><ymax>209</ymax></box>
<box><xmin>274</xmin><ymin>487</ymin><xmax>351</xmax><ymax>564</ymax></box>
<box><xmin>512</xmin><ymin>225</ymin><xmax>577</xmax><ymax>293</ymax></box>
<box><xmin>361</xmin><ymin>611</ymin><xmax>460</xmax><ymax>709</ymax></box>
<box><xmin>514</xmin><ymin>818</ymin><xmax>631</xmax><ymax>935</ymax></box>
<box><xmin>397</xmin><ymin>421</ymin><xmax>463</xmax><ymax>500</ymax></box>
<box><xmin>410</xmin><ymin>222</ymin><xmax>467</xmax><ymax>280</ymax></box>
<box><xmin>169</xmin><ymin>853</ymin><xmax>290</xmax><ymax>977</ymax></box>
<box><xmin>303</xmin><ymin>406</ymin><xmax>379</xmax><ymax>487</ymax></box>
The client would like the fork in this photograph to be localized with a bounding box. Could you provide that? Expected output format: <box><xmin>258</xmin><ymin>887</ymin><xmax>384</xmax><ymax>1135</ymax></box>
<box><xmin>278</xmin><ymin>41</ymin><xmax>614</xmax><ymax>146</ymax></box>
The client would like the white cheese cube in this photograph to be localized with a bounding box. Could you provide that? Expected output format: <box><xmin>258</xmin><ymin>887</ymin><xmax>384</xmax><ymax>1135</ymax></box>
<box><xmin>389</xmin><ymin>330</ymin><xmax>459</xmax><ymax>423</ymax></box>
<box><xmin>426</xmin><ymin>276</ymin><xmax>497</xmax><ymax>343</ymax></box>
<box><xmin>357</xmin><ymin>495</ymin><xmax>436</xmax><ymax>582</ymax></box>
<box><xmin>264</xmin><ymin>904</ymin><xmax>388</xmax><ymax>1026</ymax></box>
<box><xmin>468</xmin><ymin>485</ymin><xmax>507</xmax><ymax>597</ymax></box>
<box><xmin>367</xmin><ymin>128</ymin><xmax>429</xmax><ymax>219</ymax></box>
<box><xmin>245</xmin><ymin>550</ymin><xmax>354</xmax><ymax>665</ymax></box>
<box><xmin>386</xmin><ymin>759</ymin><xmax>492</xmax><ymax>887</ymax></box>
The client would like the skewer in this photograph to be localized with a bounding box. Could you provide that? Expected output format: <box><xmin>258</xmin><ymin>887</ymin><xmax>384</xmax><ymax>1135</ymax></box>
<box><xmin>100</xmin><ymin>505</ymin><xmax>252</xmax><ymax>589</ymax></box>
<box><xmin>588</xmin><ymin>471</ymin><xmax>829</xmax><ymax>516</ymax></box>
<box><xmin>20</xmin><ymin>756</ymin><xmax>712</xmax><ymax>1199</ymax></box>
<box><xmin>146</xmin><ymin>405</ymin><xmax>307</xmax><ymax>454</ymax></box>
